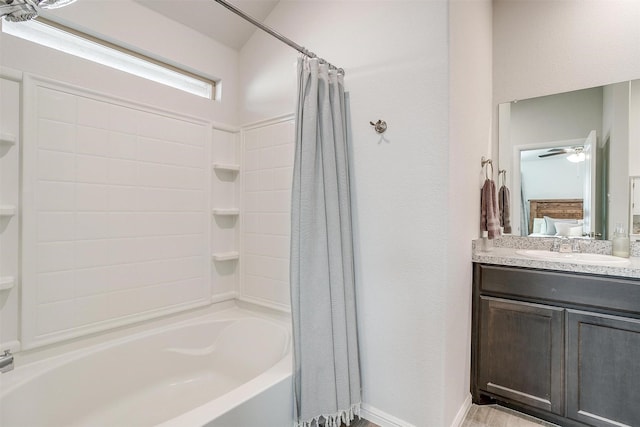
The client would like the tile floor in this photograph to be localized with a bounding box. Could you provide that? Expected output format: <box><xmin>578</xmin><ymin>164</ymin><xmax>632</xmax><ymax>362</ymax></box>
<box><xmin>347</xmin><ymin>418</ymin><xmax>379</xmax><ymax>427</ymax></box>
<box><xmin>461</xmin><ymin>405</ymin><xmax>559</xmax><ymax>427</ymax></box>
<box><xmin>342</xmin><ymin>404</ymin><xmax>558</xmax><ymax>427</ymax></box>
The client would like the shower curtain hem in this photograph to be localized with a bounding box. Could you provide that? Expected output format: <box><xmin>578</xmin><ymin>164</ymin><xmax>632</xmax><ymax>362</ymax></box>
<box><xmin>295</xmin><ymin>402</ymin><xmax>361</xmax><ymax>427</ymax></box>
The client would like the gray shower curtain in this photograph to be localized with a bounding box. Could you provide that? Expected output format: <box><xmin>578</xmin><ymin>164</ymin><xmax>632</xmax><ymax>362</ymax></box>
<box><xmin>290</xmin><ymin>57</ymin><xmax>361</xmax><ymax>427</ymax></box>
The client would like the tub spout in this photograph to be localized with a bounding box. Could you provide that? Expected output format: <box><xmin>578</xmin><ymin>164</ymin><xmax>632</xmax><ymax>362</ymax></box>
<box><xmin>0</xmin><ymin>349</ymin><xmax>14</xmax><ymax>373</ymax></box>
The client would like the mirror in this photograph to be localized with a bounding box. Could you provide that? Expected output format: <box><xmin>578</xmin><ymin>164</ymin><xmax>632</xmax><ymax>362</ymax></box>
<box><xmin>632</xmin><ymin>176</ymin><xmax>640</xmax><ymax>237</ymax></box>
<box><xmin>498</xmin><ymin>81</ymin><xmax>640</xmax><ymax>240</ymax></box>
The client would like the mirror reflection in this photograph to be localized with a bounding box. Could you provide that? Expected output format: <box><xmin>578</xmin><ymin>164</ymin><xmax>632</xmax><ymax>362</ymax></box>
<box><xmin>633</xmin><ymin>176</ymin><xmax>640</xmax><ymax>237</ymax></box>
<box><xmin>499</xmin><ymin>82</ymin><xmax>640</xmax><ymax>240</ymax></box>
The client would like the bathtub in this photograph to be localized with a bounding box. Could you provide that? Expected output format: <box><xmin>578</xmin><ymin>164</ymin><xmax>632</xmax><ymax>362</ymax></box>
<box><xmin>0</xmin><ymin>307</ymin><xmax>293</xmax><ymax>427</ymax></box>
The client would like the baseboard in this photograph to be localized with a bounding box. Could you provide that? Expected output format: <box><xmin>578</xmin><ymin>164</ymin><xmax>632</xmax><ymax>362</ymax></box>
<box><xmin>360</xmin><ymin>403</ymin><xmax>416</xmax><ymax>427</ymax></box>
<box><xmin>449</xmin><ymin>393</ymin><xmax>472</xmax><ymax>427</ymax></box>
<box><xmin>360</xmin><ymin>395</ymin><xmax>471</xmax><ymax>427</ymax></box>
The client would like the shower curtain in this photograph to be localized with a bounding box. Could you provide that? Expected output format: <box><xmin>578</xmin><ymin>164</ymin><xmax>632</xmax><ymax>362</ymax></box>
<box><xmin>290</xmin><ymin>57</ymin><xmax>361</xmax><ymax>427</ymax></box>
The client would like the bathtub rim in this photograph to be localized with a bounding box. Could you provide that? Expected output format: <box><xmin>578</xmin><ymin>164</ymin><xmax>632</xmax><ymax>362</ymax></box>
<box><xmin>1</xmin><ymin>303</ymin><xmax>292</xmax><ymax>397</ymax></box>
<box><xmin>158</xmin><ymin>351</ymin><xmax>293</xmax><ymax>427</ymax></box>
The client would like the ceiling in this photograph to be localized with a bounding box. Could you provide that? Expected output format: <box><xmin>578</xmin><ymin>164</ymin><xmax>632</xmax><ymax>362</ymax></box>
<box><xmin>134</xmin><ymin>0</ymin><xmax>279</xmax><ymax>50</ymax></box>
<box><xmin>521</xmin><ymin>146</ymin><xmax>577</xmax><ymax>162</ymax></box>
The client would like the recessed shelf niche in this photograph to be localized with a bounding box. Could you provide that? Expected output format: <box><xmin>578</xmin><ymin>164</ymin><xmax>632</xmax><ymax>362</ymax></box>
<box><xmin>0</xmin><ymin>133</ymin><xmax>16</xmax><ymax>147</ymax></box>
<box><xmin>0</xmin><ymin>205</ymin><xmax>17</xmax><ymax>217</ymax></box>
<box><xmin>0</xmin><ymin>276</ymin><xmax>15</xmax><ymax>291</ymax></box>
<box><xmin>212</xmin><ymin>251</ymin><xmax>239</xmax><ymax>262</ymax></box>
<box><xmin>212</xmin><ymin>208</ymin><xmax>239</xmax><ymax>216</ymax></box>
<box><xmin>213</xmin><ymin>163</ymin><xmax>240</xmax><ymax>173</ymax></box>
<box><xmin>211</xmin><ymin>128</ymin><xmax>241</xmax><ymax>298</ymax></box>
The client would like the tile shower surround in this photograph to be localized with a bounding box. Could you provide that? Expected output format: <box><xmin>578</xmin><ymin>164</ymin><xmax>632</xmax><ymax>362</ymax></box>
<box><xmin>241</xmin><ymin>119</ymin><xmax>295</xmax><ymax>309</ymax></box>
<box><xmin>22</xmin><ymin>81</ymin><xmax>211</xmax><ymax>348</ymax></box>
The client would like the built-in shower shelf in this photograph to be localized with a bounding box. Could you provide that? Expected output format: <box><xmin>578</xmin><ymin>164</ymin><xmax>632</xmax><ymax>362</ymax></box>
<box><xmin>212</xmin><ymin>163</ymin><xmax>240</xmax><ymax>173</ymax></box>
<box><xmin>212</xmin><ymin>251</ymin><xmax>239</xmax><ymax>262</ymax></box>
<box><xmin>212</xmin><ymin>208</ymin><xmax>240</xmax><ymax>216</ymax></box>
<box><xmin>0</xmin><ymin>205</ymin><xmax>17</xmax><ymax>217</ymax></box>
<box><xmin>0</xmin><ymin>276</ymin><xmax>15</xmax><ymax>291</ymax></box>
<box><xmin>0</xmin><ymin>133</ymin><xmax>16</xmax><ymax>147</ymax></box>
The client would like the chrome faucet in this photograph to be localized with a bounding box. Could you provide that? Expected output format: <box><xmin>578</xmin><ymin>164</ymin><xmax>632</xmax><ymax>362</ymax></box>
<box><xmin>0</xmin><ymin>349</ymin><xmax>14</xmax><ymax>373</ymax></box>
<box><xmin>551</xmin><ymin>237</ymin><xmax>581</xmax><ymax>253</ymax></box>
<box><xmin>571</xmin><ymin>239</ymin><xmax>581</xmax><ymax>253</ymax></box>
<box><xmin>558</xmin><ymin>237</ymin><xmax>573</xmax><ymax>253</ymax></box>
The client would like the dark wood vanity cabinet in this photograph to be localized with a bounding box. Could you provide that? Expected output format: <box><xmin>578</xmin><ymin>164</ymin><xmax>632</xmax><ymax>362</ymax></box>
<box><xmin>566</xmin><ymin>311</ymin><xmax>640</xmax><ymax>426</ymax></box>
<box><xmin>472</xmin><ymin>264</ymin><xmax>640</xmax><ymax>427</ymax></box>
<box><xmin>478</xmin><ymin>297</ymin><xmax>565</xmax><ymax>415</ymax></box>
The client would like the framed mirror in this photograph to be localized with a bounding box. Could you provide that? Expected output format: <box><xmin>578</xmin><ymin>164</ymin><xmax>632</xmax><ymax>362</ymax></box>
<box><xmin>499</xmin><ymin>81</ymin><xmax>640</xmax><ymax>240</ymax></box>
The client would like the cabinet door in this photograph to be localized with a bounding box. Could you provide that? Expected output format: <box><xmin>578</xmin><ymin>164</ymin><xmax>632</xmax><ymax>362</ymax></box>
<box><xmin>479</xmin><ymin>297</ymin><xmax>564</xmax><ymax>415</ymax></box>
<box><xmin>567</xmin><ymin>310</ymin><xmax>640</xmax><ymax>427</ymax></box>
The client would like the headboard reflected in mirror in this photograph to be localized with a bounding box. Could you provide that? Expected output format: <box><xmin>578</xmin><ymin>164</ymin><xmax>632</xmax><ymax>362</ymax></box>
<box><xmin>528</xmin><ymin>199</ymin><xmax>583</xmax><ymax>237</ymax></box>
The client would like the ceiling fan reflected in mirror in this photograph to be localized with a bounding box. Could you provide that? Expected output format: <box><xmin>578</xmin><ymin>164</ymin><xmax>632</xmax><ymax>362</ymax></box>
<box><xmin>538</xmin><ymin>146</ymin><xmax>585</xmax><ymax>163</ymax></box>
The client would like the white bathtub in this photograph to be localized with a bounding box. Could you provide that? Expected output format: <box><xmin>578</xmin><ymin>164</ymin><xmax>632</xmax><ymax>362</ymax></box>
<box><xmin>0</xmin><ymin>308</ymin><xmax>293</xmax><ymax>427</ymax></box>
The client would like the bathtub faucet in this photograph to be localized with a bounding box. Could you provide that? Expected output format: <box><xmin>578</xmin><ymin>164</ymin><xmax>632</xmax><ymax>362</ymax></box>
<box><xmin>0</xmin><ymin>349</ymin><xmax>14</xmax><ymax>373</ymax></box>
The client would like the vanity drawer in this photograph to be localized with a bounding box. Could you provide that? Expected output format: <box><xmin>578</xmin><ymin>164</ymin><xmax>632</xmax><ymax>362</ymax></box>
<box><xmin>477</xmin><ymin>264</ymin><xmax>640</xmax><ymax>316</ymax></box>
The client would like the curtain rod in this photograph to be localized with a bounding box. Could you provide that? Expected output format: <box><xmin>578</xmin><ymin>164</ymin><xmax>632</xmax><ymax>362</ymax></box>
<box><xmin>213</xmin><ymin>0</ymin><xmax>344</xmax><ymax>74</ymax></box>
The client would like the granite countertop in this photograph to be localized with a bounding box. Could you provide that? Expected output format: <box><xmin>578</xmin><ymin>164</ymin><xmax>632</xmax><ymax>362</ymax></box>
<box><xmin>472</xmin><ymin>236</ymin><xmax>640</xmax><ymax>279</ymax></box>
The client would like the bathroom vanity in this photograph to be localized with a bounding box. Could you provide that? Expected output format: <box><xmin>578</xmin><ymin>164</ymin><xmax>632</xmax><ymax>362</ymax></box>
<box><xmin>472</xmin><ymin>240</ymin><xmax>640</xmax><ymax>427</ymax></box>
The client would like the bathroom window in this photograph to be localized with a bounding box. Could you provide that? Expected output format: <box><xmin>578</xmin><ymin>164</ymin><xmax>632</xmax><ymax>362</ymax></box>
<box><xmin>2</xmin><ymin>18</ymin><xmax>216</xmax><ymax>99</ymax></box>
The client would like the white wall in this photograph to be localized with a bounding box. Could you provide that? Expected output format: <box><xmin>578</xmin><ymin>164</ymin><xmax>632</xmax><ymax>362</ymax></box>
<box><xmin>239</xmin><ymin>1</ymin><xmax>493</xmax><ymax>425</ymax></box>
<box><xmin>493</xmin><ymin>0</ymin><xmax>640</xmax><ymax>105</ymax></box>
<box><xmin>239</xmin><ymin>1</ymin><xmax>451</xmax><ymax>426</ymax></box>
<box><xmin>448</xmin><ymin>0</ymin><xmax>493</xmax><ymax>424</ymax></box>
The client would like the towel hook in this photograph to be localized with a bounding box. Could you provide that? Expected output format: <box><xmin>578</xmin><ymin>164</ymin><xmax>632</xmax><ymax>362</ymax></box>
<box><xmin>369</xmin><ymin>119</ymin><xmax>387</xmax><ymax>134</ymax></box>
<box><xmin>498</xmin><ymin>169</ymin><xmax>507</xmax><ymax>186</ymax></box>
<box><xmin>481</xmin><ymin>156</ymin><xmax>494</xmax><ymax>180</ymax></box>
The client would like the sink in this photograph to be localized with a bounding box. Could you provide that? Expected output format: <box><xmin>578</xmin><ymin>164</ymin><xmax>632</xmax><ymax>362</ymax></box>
<box><xmin>516</xmin><ymin>249</ymin><xmax>631</xmax><ymax>265</ymax></box>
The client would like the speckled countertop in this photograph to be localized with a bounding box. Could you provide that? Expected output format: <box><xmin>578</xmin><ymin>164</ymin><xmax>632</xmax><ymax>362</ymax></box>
<box><xmin>472</xmin><ymin>236</ymin><xmax>640</xmax><ymax>279</ymax></box>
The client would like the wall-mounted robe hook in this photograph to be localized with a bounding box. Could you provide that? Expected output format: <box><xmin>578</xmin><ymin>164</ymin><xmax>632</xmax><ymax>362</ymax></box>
<box><xmin>370</xmin><ymin>119</ymin><xmax>387</xmax><ymax>134</ymax></box>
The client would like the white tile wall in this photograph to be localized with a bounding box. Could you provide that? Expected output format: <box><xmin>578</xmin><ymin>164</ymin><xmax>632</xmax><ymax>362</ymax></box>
<box><xmin>21</xmin><ymin>80</ymin><xmax>211</xmax><ymax>349</ymax></box>
<box><xmin>241</xmin><ymin>118</ymin><xmax>294</xmax><ymax>310</ymax></box>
